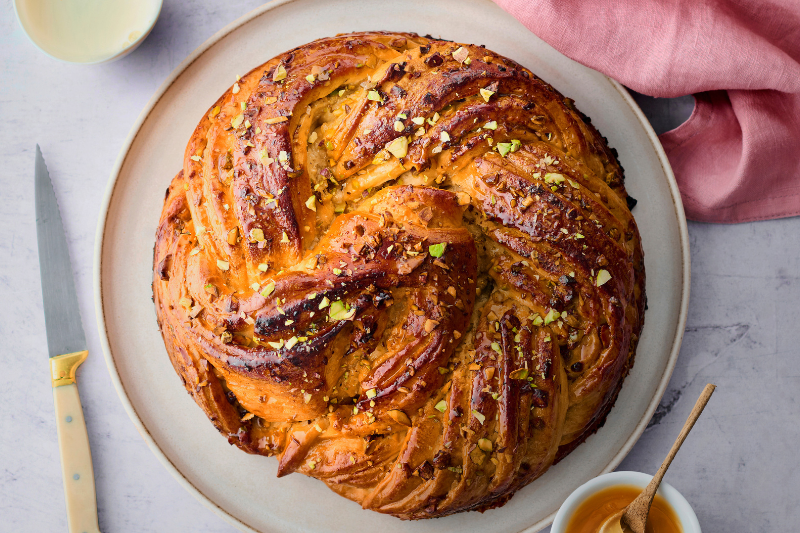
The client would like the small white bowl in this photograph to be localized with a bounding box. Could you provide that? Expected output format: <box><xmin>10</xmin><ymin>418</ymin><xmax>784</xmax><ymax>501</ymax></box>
<box><xmin>14</xmin><ymin>0</ymin><xmax>162</xmax><ymax>65</ymax></box>
<box><xmin>551</xmin><ymin>471</ymin><xmax>701</xmax><ymax>533</ymax></box>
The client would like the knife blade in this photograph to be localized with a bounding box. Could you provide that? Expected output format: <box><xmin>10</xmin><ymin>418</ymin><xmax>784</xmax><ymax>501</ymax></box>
<box><xmin>35</xmin><ymin>145</ymin><xmax>101</xmax><ymax>533</ymax></box>
<box><xmin>35</xmin><ymin>145</ymin><xmax>87</xmax><ymax>358</ymax></box>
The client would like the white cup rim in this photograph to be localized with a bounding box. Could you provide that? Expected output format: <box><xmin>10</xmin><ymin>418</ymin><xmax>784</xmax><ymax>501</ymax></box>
<box><xmin>13</xmin><ymin>0</ymin><xmax>163</xmax><ymax>65</ymax></box>
<box><xmin>551</xmin><ymin>471</ymin><xmax>701</xmax><ymax>533</ymax></box>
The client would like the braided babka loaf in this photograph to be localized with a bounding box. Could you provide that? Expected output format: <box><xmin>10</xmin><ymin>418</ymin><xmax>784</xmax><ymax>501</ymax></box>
<box><xmin>153</xmin><ymin>31</ymin><xmax>645</xmax><ymax>519</ymax></box>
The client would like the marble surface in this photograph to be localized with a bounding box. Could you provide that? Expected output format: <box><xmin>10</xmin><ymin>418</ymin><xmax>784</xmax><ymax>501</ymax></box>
<box><xmin>1</xmin><ymin>1</ymin><xmax>797</xmax><ymax>531</ymax></box>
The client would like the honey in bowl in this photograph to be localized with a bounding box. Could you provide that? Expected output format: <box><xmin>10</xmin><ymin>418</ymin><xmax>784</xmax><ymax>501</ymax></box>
<box><xmin>565</xmin><ymin>484</ymin><xmax>683</xmax><ymax>533</ymax></box>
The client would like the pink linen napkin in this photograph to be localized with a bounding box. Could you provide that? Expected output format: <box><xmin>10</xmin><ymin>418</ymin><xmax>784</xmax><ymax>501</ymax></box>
<box><xmin>494</xmin><ymin>0</ymin><xmax>800</xmax><ymax>223</ymax></box>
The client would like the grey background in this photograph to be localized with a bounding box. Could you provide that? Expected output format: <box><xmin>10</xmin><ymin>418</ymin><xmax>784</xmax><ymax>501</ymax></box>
<box><xmin>1</xmin><ymin>1</ymin><xmax>797</xmax><ymax>531</ymax></box>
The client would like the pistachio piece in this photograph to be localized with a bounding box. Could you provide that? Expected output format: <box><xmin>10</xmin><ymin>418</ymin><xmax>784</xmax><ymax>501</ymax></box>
<box><xmin>429</xmin><ymin>242</ymin><xmax>447</xmax><ymax>257</ymax></box>
<box><xmin>385</xmin><ymin>136</ymin><xmax>409</xmax><ymax>159</ymax></box>
<box><xmin>477</xmin><ymin>438</ymin><xmax>493</xmax><ymax>452</ymax></box>
<box><xmin>272</xmin><ymin>64</ymin><xmax>287</xmax><ymax>81</ymax></box>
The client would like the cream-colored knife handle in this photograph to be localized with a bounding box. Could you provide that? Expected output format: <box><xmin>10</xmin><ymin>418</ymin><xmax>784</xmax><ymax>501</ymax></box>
<box><xmin>51</xmin><ymin>352</ymin><xmax>100</xmax><ymax>533</ymax></box>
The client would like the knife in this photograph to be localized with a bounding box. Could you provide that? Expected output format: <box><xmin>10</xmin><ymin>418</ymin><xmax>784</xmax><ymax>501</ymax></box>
<box><xmin>35</xmin><ymin>145</ymin><xmax>101</xmax><ymax>533</ymax></box>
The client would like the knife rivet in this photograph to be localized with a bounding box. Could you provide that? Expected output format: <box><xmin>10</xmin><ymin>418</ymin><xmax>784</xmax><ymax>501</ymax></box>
<box><xmin>66</xmin><ymin>416</ymin><xmax>73</xmax><ymax>423</ymax></box>
<box><xmin>73</xmin><ymin>474</ymin><xmax>80</xmax><ymax>480</ymax></box>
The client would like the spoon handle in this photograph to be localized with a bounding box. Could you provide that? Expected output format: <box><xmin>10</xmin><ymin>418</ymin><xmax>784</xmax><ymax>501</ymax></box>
<box><xmin>623</xmin><ymin>383</ymin><xmax>716</xmax><ymax>532</ymax></box>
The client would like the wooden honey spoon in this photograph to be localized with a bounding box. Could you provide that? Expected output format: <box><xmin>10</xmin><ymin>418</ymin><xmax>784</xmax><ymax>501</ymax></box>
<box><xmin>599</xmin><ymin>383</ymin><xmax>716</xmax><ymax>533</ymax></box>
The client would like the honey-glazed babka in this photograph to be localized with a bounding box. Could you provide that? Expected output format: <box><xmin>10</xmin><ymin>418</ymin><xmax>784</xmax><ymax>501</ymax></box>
<box><xmin>153</xmin><ymin>31</ymin><xmax>645</xmax><ymax>519</ymax></box>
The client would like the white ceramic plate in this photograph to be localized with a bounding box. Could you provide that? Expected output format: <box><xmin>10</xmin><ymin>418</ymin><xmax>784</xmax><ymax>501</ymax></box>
<box><xmin>94</xmin><ymin>1</ymin><xmax>690</xmax><ymax>531</ymax></box>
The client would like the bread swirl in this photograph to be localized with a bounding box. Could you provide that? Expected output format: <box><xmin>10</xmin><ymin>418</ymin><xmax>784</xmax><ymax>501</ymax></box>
<box><xmin>153</xmin><ymin>31</ymin><xmax>645</xmax><ymax>519</ymax></box>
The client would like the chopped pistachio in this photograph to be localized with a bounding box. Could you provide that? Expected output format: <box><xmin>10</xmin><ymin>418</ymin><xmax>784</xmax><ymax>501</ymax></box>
<box><xmin>258</xmin><ymin>263</ymin><xmax>269</xmax><ymax>272</ymax></box>
<box><xmin>472</xmin><ymin>409</ymin><xmax>486</xmax><ymax>424</ymax></box>
<box><xmin>366</xmin><ymin>388</ymin><xmax>377</xmax><ymax>399</ymax></box>
<box><xmin>510</xmin><ymin>139</ymin><xmax>521</xmax><ymax>152</ymax></box>
<box><xmin>308</xmin><ymin>131</ymin><xmax>318</xmax><ymax>144</ymax></box>
<box><xmin>216</xmin><ymin>259</ymin><xmax>230</xmax><ymax>271</ymax></box>
<box><xmin>484</xmin><ymin>120</ymin><xmax>498</xmax><ymax>130</ymax></box>
<box><xmin>260</xmin><ymin>282</ymin><xmax>275</xmax><ymax>297</ymax></box>
<box><xmin>440</xmin><ymin>131</ymin><xmax>451</xmax><ymax>142</ymax></box>
<box><xmin>210</xmin><ymin>106</ymin><xmax>220</xmax><ymax>118</ymax></box>
<box><xmin>232</xmin><ymin>83</ymin><xmax>240</xmax><ymax>94</ymax></box>
<box><xmin>231</xmin><ymin>114</ymin><xmax>244</xmax><ymax>129</ymax></box>
<box><xmin>190</xmin><ymin>155</ymin><xmax>202</xmax><ymax>162</ymax></box>
<box><xmin>477</xmin><ymin>438</ymin><xmax>493</xmax><ymax>452</ymax></box>
<box><xmin>285</xmin><ymin>336</ymin><xmax>299</xmax><ymax>350</ymax></box>
<box><xmin>424</xmin><ymin>319</ymin><xmax>439</xmax><ymax>333</ymax></box>
<box><xmin>480</xmin><ymin>88</ymin><xmax>495</xmax><ymax>102</ymax></box>
<box><xmin>305</xmin><ymin>196</ymin><xmax>316</xmax><ymax>211</ymax></box>
<box><xmin>412</xmin><ymin>116</ymin><xmax>425</xmax><ymax>125</ymax></box>
<box><xmin>250</xmin><ymin>283</ymin><xmax>260</xmax><ymax>291</ymax></box>
<box><xmin>367</xmin><ymin>90</ymin><xmax>382</xmax><ymax>102</ymax></box>
<box><xmin>273</xmin><ymin>64</ymin><xmax>287</xmax><ymax>81</ymax></box>
<box><xmin>250</xmin><ymin>228</ymin><xmax>265</xmax><ymax>242</ymax></box>
<box><xmin>267</xmin><ymin>339</ymin><xmax>284</xmax><ymax>349</ymax></box>
<box><xmin>280</xmin><ymin>231</ymin><xmax>290</xmax><ymax>244</ymax></box>
<box><xmin>452</xmin><ymin>46</ymin><xmax>469</xmax><ymax>63</ymax></box>
<box><xmin>434</xmin><ymin>400</ymin><xmax>447</xmax><ymax>412</ymax></box>
<box><xmin>509</xmin><ymin>368</ymin><xmax>529</xmax><ymax>380</ymax></box>
<box><xmin>544</xmin><ymin>172</ymin><xmax>566</xmax><ymax>184</ymax></box>
<box><xmin>497</xmin><ymin>142</ymin><xmax>513</xmax><ymax>157</ymax></box>
<box><xmin>596</xmin><ymin>269</ymin><xmax>612</xmax><ymax>287</ymax></box>
<box><xmin>490</xmin><ymin>342</ymin><xmax>502</xmax><ymax>354</ymax></box>
<box><xmin>385</xmin><ymin>136</ymin><xmax>409</xmax><ymax>159</ymax></box>
<box><xmin>393</xmin><ymin>121</ymin><xmax>404</xmax><ymax>132</ymax></box>
<box><xmin>544</xmin><ymin>308</ymin><xmax>559</xmax><ymax>325</ymax></box>
<box><xmin>318</xmin><ymin>296</ymin><xmax>330</xmax><ymax>309</ymax></box>
<box><xmin>429</xmin><ymin>242</ymin><xmax>447</xmax><ymax>257</ymax></box>
<box><xmin>305</xmin><ymin>74</ymin><xmax>315</xmax><ymax>83</ymax></box>
<box><xmin>329</xmin><ymin>300</ymin><xmax>356</xmax><ymax>321</ymax></box>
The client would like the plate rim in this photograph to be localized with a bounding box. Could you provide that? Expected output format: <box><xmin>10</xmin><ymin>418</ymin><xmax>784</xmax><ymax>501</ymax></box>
<box><xmin>93</xmin><ymin>2</ymin><xmax>691</xmax><ymax>531</ymax></box>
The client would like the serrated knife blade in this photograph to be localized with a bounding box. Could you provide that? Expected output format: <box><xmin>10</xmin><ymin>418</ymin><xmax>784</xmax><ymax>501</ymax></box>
<box><xmin>35</xmin><ymin>144</ymin><xmax>87</xmax><ymax>357</ymax></box>
<box><xmin>34</xmin><ymin>145</ymin><xmax>100</xmax><ymax>533</ymax></box>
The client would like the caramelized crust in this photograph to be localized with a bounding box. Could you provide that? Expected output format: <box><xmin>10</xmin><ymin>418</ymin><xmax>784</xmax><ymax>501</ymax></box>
<box><xmin>153</xmin><ymin>31</ymin><xmax>645</xmax><ymax>519</ymax></box>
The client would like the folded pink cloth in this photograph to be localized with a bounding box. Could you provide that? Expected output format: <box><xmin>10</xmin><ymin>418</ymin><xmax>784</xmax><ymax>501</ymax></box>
<box><xmin>495</xmin><ymin>0</ymin><xmax>800</xmax><ymax>222</ymax></box>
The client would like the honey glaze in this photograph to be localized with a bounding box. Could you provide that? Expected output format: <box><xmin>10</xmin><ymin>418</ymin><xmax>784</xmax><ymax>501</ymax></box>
<box><xmin>565</xmin><ymin>485</ymin><xmax>682</xmax><ymax>533</ymax></box>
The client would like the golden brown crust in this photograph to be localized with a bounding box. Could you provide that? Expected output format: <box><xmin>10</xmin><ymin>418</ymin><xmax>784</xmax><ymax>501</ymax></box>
<box><xmin>152</xmin><ymin>31</ymin><xmax>645</xmax><ymax>519</ymax></box>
